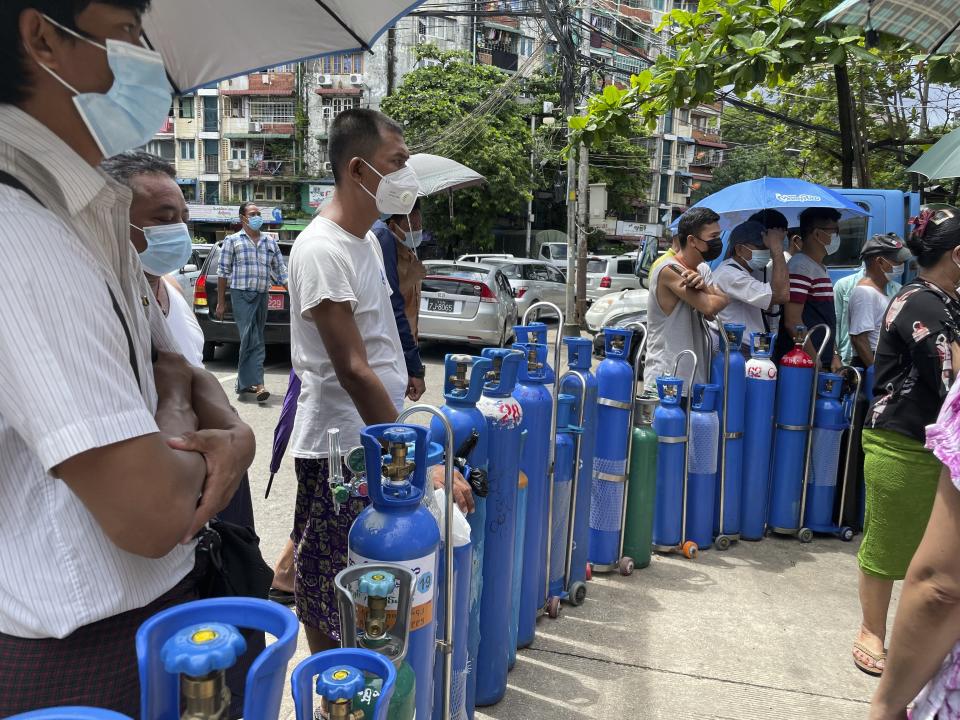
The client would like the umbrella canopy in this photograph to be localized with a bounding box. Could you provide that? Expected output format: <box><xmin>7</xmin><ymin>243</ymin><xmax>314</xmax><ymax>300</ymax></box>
<box><xmin>142</xmin><ymin>1</ymin><xmax>425</xmax><ymax>93</ymax></box>
<box><xmin>907</xmin><ymin>126</ymin><xmax>960</xmax><ymax>179</ymax></box>
<box><xmin>407</xmin><ymin>153</ymin><xmax>486</xmax><ymax>196</ymax></box>
<box><xmin>670</xmin><ymin>177</ymin><xmax>869</xmax><ymax>232</ymax></box>
<box><xmin>820</xmin><ymin>0</ymin><xmax>960</xmax><ymax>55</ymax></box>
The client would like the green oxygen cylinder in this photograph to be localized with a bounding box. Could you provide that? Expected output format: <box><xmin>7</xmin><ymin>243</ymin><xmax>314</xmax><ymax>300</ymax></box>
<box><xmin>335</xmin><ymin>565</ymin><xmax>417</xmax><ymax>720</ymax></box>
<box><xmin>622</xmin><ymin>393</ymin><xmax>658</xmax><ymax>569</ymax></box>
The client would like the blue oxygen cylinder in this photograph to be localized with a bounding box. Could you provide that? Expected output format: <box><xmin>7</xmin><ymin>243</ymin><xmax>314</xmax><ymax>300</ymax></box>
<box><xmin>589</xmin><ymin>327</ymin><xmax>635</xmax><ymax>569</ymax></box>
<box><xmin>475</xmin><ymin>348</ymin><xmax>524</xmax><ymax>707</ymax></box>
<box><xmin>511</xmin><ymin>342</ymin><xmax>553</xmax><ymax>648</ymax></box>
<box><xmin>514</xmin><ymin>323</ymin><xmax>556</xmax><ymax>383</ymax></box>
<box><xmin>803</xmin><ymin>373</ymin><xmax>846</xmax><ymax>532</ymax></box>
<box><xmin>741</xmin><ymin>333</ymin><xmax>778</xmax><ymax>540</ymax></box>
<box><xmin>349</xmin><ymin>425</ymin><xmax>441</xmax><ymax>720</ymax></box>
<box><xmin>652</xmin><ymin>377</ymin><xmax>686</xmax><ymax>548</ymax></box>
<box><xmin>686</xmin><ymin>384</ymin><xmax>721</xmax><ymax>549</ymax></box>
<box><xmin>429</xmin><ymin>354</ymin><xmax>491</xmax><ymax>720</ymax></box>
<box><xmin>768</xmin><ymin>328</ymin><xmax>815</xmax><ymax>533</ymax></box>
<box><xmin>559</xmin><ymin>338</ymin><xmax>598</xmax><ymax>594</ymax></box>
<box><xmin>549</xmin><ymin>394</ymin><xmax>580</xmax><ymax>599</ymax></box>
<box><xmin>711</xmin><ymin>324</ymin><xmax>745</xmax><ymax>542</ymax></box>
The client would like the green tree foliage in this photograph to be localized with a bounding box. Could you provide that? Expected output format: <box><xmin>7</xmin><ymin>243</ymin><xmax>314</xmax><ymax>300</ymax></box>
<box><xmin>570</xmin><ymin>0</ymin><xmax>959</xmax><ymax>188</ymax></box>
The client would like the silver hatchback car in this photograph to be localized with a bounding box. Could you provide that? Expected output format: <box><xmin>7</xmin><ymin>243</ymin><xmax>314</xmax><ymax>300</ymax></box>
<box><xmin>483</xmin><ymin>258</ymin><xmax>566</xmax><ymax>321</ymax></box>
<box><xmin>419</xmin><ymin>261</ymin><xmax>518</xmax><ymax>347</ymax></box>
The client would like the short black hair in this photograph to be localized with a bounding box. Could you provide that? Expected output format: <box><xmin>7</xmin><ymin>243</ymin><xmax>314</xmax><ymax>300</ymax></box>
<box><xmin>676</xmin><ymin>207</ymin><xmax>720</xmax><ymax>248</ymax></box>
<box><xmin>328</xmin><ymin>108</ymin><xmax>404</xmax><ymax>185</ymax></box>
<box><xmin>1</xmin><ymin>1</ymin><xmax>152</xmax><ymax>106</ymax></box>
<box><xmin>239</xmin><ymin>201</ymin><xmax>257</xmax><ymax>218</ymax></box>
<box><xmin>101</xmin><ymin>150</ymin><xmax>175</xmax><ymax>186</ymax></box>
<box><xmin>748</xmin><ymin>209</ymin><xmax>789</xmax><ymax>231</ymax></box>
<box><xmin>798</xmin><ymin>207</ymin><xmax>841</xmax><ymax>239</ymax></box>
<box><xmin>907</xmin><ymin>205</ymin><xmax>960</xmax><ymax>268</ymax></box>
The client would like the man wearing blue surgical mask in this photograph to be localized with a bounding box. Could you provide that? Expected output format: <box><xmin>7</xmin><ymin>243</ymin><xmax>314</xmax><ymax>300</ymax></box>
<box><xmin>0</xmin><ymin>2</ymin><xmax>254</xmax><ymax>713</ymax></box>
<box><xmin>216</xmin><ymin>201</ymin><xmax>288</xmax><ymax>403</ymax></box>
<box><xmin>372</xmin><ymin>199</ymin><xmax>427</xmax><ymax>401</ymax></box>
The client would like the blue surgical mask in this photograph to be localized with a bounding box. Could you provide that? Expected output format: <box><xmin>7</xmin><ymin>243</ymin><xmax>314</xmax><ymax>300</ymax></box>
<box><xmin>403</xmin><ymin>229</ymin><xmax>424</xmax><ymax>250</ymax></box>
<box><xmin>135</xmin><ymin>222</ymin><xmax>193</xmax><ymax>276</ymax></box>
<box><xmin>246</xmin><ymin>215</ymin><xmax>264</xmax><ymax>231</ymax></box>
<box><xmin>38</xmin><ymin>15</ymin><xmax>172</xmax><ymax>159</ymax></box>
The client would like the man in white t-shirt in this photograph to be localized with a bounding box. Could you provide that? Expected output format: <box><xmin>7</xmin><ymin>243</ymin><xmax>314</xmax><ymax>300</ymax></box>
<box><xmin>712</xmin><ymin>220</ymin><xmax>789</xmax><ymax>350</ymax></box>
<box><xmin>287</xmin><ymin>108</ymin><xmax>470</xmax><ymax>653</ymax></box>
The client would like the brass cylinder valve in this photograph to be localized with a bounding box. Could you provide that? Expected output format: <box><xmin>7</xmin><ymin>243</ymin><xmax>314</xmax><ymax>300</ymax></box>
<box><xmin>447</xmin><ymin>354</ymin><xmax>472</xmax><ymax>390</ymax></box>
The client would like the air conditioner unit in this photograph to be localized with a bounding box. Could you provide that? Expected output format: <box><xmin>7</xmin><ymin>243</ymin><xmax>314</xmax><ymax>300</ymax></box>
<box><xmin>349</xmin><ymin>74</ymin><xmax>364</xmax><ymax>86</ymax></box>
<box><xmin>417</xmin><ymin>33</ymin><xmax>427</xmax><ymax>44</ymax></box>
<box><xmin>248</xmin><ymin>122</ymin><xmax>263</xmax><ymax>132</ymax></box>
<box><xmin>227</xmin><ymin>159</ymin><xmax>242</xmax><ymax>170</ymax></box>
<box><xmin>323</xmin><ymin>161</ymin><xmax>333</xmax><ymax>174</ymax></box>
<box><xmin>316</xmin><ymin>73</ymin><xmax>333</xmax><ymax>86</ymax></box>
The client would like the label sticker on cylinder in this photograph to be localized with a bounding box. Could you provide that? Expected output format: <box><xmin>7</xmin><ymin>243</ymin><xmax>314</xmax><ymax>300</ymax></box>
<box><xmin>348</xmin><ymin>551</ymin><xmax>438</xmax><ymax>631</ymax></box>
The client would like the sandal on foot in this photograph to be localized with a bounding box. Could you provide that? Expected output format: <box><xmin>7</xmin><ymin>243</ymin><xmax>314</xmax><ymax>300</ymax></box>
<box><xmin>255</xmin><ymin>386</ymin><xmax>270</xmax><ymax>402</ymax></box>
<box><xmin>853</xmin><ymin>640</ymin><xmax>885</xmax><ymax>677</ymax></box>
<box><xmin>268</xmin><ymin>587</ymin><xmax>295</xmax><ymax>606</ymax></box>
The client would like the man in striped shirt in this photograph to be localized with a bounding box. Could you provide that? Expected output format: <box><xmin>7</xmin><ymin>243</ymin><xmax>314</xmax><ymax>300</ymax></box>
<box><xmin>774</xmin><ymin>207</ymin><xmax>844</xmax><ymax>370</ymax></box>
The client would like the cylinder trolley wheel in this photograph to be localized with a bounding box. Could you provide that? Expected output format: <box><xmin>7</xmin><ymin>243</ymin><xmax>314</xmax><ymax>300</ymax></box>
<box><xmin>798</xmin><ymin>527</ymin><xmax>814</xmax><ymax>544</ymax></box>
<box><xmin>569</xmin><ymin>581</ymin><xmax>587</xmax><ymax>606</ymax></box>
<box><xmin>715</xmin><ymin>535</ymin><xmax>731</xmax><ymax>552</ymax></box>
<box><xmin>618</xmin><ymin>556</ymin><xmax>635</xmax><ymax>576</ymax></box>
<box><xmin>840</xmin><ymin>526</ymin><xmax>854</xmax><ymax>542</ymax></box>
<box><xmin>681</xmin><ymin>540</ymin><xmax>699</xmax><ymax>559</ymax></box>
<box><xmin>546</xmin><ymin>596</ymin><xmax>562</xmax><ymax>619</ymax></box>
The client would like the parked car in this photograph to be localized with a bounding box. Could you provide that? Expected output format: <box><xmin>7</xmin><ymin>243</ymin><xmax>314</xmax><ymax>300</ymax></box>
<box><xmin>456</xmin><ymin>252</ymin><xmax>514</xmax><ymax>264</ymax></box>
<box><xmin>481</xmin><ymin>258</ymin><xmax>565</xmax><ymax>321</ymax></box>
<box><xmin>586</xmin><ymin>254</ymin><xmax>641</xmax><ymax>303</ymax></box>
<box><xmin>419</xmin><ymin>261</ymin><xmax>518</xmax><ymax>347</ymax></box>
<box><xmin>193</xmin><ymin>240</ymin><xmax>291</xmax><ymax>360</ymax></box>
<box><xmin>172</xmin><ymin>243</ymin><xmax>214</xmax><ymax>301</ymax></box>
<box><xmin>537</xmin><ymin>241</ymin><xmax>568</xmax><ymax>269</ymax></box>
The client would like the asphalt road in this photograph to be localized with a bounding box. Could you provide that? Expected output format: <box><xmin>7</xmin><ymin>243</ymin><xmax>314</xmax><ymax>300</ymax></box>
<box><xmin>203</xmin><ymin>328</ymin><xmax>885</xmax><ymax>720</ymax></box>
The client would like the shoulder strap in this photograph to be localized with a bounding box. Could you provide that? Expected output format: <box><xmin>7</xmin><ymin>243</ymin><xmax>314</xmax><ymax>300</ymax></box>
<box><xmin>0</xmin><ymin>170</ymin><xmax>142</xmax><ymax>389</ymax></box>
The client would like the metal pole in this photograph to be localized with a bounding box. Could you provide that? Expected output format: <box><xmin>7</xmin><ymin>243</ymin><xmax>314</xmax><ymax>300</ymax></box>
<box><xmin>797</xmin><ymin>324</ymin><xmax>832</xmax><ymax>535</ymax></box>
<box><xmin>672</xmin><ymin>349</ymin><xmax>698</xmax><ymax>553</ymax></box>
<box><xmin>836</xmin><ymin>365</ymin><xmax>862</xmax><ymax>531</ymax></box>
<box><xmin>574</xmin><ymin>0</ymin><xmax>592</xmax><ymax>329</ymax></box>
<box><xmin>395</xmin><ymin>404</ymin><xmax>455</xmax><ymax>720</ymax></box>
<box><xmin>526</xmin><ymin>114</ymin><xmax>536</xmax><ymax>258</ymax></box>
<box><xmin>563</xmin><ymin>136</ymin><xmax>579</xmax><ymax>336</ymax></box>
<box><xmin>718</xmin><ymin>325</ymin><xmax>730</xmax><ymax>539</ymax></box>
<box><xmin>558</xmin><ymin>370</ymin><xmax>588</xmax><ymax>594</ymax></box>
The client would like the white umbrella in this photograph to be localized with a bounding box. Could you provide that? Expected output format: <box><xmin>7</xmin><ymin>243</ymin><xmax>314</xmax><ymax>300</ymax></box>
<box><xmin>142</xmin><ymin>1</ymin><xmax>426</xmax><ymax>93</ymax></box>
<box><xmin>408</xmin><ymin>153</ymin><xmax>486</xmax><ymax>197</ymax></box>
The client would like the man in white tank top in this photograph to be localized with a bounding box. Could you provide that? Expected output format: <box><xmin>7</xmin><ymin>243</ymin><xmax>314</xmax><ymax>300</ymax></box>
<box><xmin>644</xmin><ymin>207</ymin><xmax>730</xmax><ymax>396</ymax></box>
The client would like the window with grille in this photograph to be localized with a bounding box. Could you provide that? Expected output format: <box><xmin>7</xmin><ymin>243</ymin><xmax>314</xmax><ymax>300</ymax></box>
<box><xmin>254</xmin><ymin>184</ymin><xmax>286</xmax><ymax>201</ymax></box>
<box><xmin>321</xmin><ymin>53</ymin><xmax>364</xmax><ymax>75</ymax></box>
<box><xmin>249</xmin><ymin>101</ymin><xmax>295</xmax><ymax>124</ymax></box>
<box><xmin>144</xmin><ymin>139</ymin><xmax>175</xmax><ymax>160</ymax></box>
<box><xmin>230</xmin><ymin>141</ymin><xmax>247</xmax><ymax>161</ymax></box>
<box><xmin>225</xmin><ymin>97</ymin><xmax>245</xmax><ymax>118</ymax></box>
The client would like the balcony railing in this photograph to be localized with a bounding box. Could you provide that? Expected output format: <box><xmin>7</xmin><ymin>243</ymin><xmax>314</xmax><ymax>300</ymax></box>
<box><xmin>692</xmin><ymin>126</ymin><xmax>723</xmax><ymax>143</ymax></box>
<box><xmin>250</xmin><ymin>160</ymin><xmax>293</xmax><ymax>177</ymax></box>
<box><xmin>204</xmin><ymin>155</ymin><xmax>219</xmax><ymax>174</ymax></box>
<box><xmin>691</xmin><ymin>150</ymin><xmax>724</xmax><ymax>167</ymax></box>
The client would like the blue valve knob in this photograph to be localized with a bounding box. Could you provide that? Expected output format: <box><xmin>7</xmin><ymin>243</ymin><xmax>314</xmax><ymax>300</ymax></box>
<box><xmin>316</xmin><ymin>664</ymin><xmax>365</xmax><ymax>702</ymax></box>
<box><xmin>359</xmin><ymin>571</ymin><xmax>395</xmax><ymax>598</ymax></box>
<box><xmin>161</xmin><ymin>623</ymin><xmax>246</xmax><ymax>677</ymax></box>
<box><xmin>383</xmin><ymin>427</ymin><xmax>417</xmax><ymax>445</ymax></box>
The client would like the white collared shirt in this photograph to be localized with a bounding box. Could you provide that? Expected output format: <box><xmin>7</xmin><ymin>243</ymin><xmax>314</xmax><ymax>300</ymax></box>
<box><xmin>712</xmin><ymin>257</ymin><xmax>774</xmax><ymax>342</ymax></box>
<box><xmin>0</xmin><ymin>106</ymin><xmax>195</xmax><ymax>638</ymax></box>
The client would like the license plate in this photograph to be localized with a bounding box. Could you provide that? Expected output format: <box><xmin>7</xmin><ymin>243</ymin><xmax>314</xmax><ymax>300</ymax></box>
<box><xmin>428</xmin><ymin>298</ymin><xmax>455</xmax><ymax>313</ymax></box>
<box><xmin>268</xmin><ymin>294</ymin><xmax>284</xmax><ymax>311</ymax></box>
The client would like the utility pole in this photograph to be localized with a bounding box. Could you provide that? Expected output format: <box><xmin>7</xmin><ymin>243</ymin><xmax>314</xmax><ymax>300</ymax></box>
<box><xmin>526</xmin><ymin>113</ymin><xmax>536</xmax><ymax>258</ymax></box>
<box><xmin>574</xmin><ymin>0</ymin><xmax>593</xmax><ymax>331</ymax></box>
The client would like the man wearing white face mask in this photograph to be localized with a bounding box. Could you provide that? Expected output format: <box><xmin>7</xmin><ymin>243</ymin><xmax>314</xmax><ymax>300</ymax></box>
<box><xmin>712</xmin><ymin>219</ymin><xmax>789</xmax><ymax>349</ymax></box>
<box><xmin>0</xmin><ymin>2</ymin><xmax>254</xmax><ymax>713</ymax></box>
<box><xmin>774</xmin><ymin>206</ymin><xmax>845</xmax><ymax>369</ymax></box>
<box><xmin>372</xmin><ymin>198</ymin><xmax>427</xmax><ymax>400</ymax></box>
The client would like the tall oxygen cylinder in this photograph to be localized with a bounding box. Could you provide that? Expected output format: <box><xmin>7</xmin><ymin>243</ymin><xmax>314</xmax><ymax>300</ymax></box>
<box><xmin>548</xmin><ymin>394</ymin><xmax>579</xmax><ymax>602</ymax></box>
<box><xmin>652</xmin><ymin>377</ymin><xmax>686</xmax><ymax>548</ymax></box>
<box><xmin>348</xmin><ymin>425</ymin><xmax>441</xmax><ymax>720</ymax></box>
<box><xmin>768</xmin><ymin>327</ymin><xmax>815</xmax><ymax>533</ymax></box>
<box><xmin>475</xmin><ymin>348</ymin><xmax>524</xmax><ymax>707</ymax></box>
<box><xmin>623</xmin><ymin>392</ymin><xmax>659</xmax><ymax>569</ymax></box>
<box><xmin>803</xmin><ymin>373</ymin><xmax>846</xmax><ymax>532</ymax></box>
<box><xmin>429</xmin><ymin>354</ymin><xmax>491</xmax><ymax>720</ymax></box>
<box><xmin>511</xmin><ymin>342</ymin><xmax>553</xmax><ymax>648</ymax></box>
<box><xmin>741</xmin><ymin>332</ymin><xmax>778</xmax><ymax>540</ymax></box>
<box><xmin>710</xmin><ymin>323</ymin><xmax>746</xmax><ymax>545</ymax></box>
<box><xmin>686</xmin><ymin>384</ymin><xmax>721</xmax><ymax>549</ymax></box>
<box><xmin>559</xmin><ymin>338</ymin><xmax>598</xmax><ymax>595</ymax></box>
<box><xmin>589</xmin><ymin>327</ymin><xmax>635</xmax><ymax>570</ymax></box>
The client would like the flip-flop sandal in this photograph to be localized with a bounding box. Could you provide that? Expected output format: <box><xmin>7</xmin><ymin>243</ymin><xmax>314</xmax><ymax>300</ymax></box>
<box><xmin>256</xmin><ymin>387</ymin><xmax>270</xmax><ymax>402</ymax></box>
<box><xmin>852</xmin><ymin>641</ymin><xmax>886</xmax><ymax>677</ymax></box>
<box><xmin>268</xmin><ymin>587</ymin><xmax>295</xmax><ymax>606</ymax></box>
